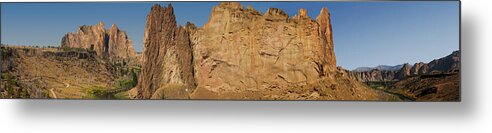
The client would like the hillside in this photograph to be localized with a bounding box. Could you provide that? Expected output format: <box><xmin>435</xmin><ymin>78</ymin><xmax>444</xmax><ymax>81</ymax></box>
<box><xmin>0</xmin><ymin>45</ymin><xmax>138</xmax><ymax>99</ymax></box>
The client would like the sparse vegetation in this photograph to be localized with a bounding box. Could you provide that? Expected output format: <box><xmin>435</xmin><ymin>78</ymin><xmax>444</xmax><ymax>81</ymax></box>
<box><xmin>84</xmin><ymin>68</ymin><xmax>139</xmax><ymax>99</ymax></box>
<box><xmin>60</xmin><ymin>46</ymin><xmax>86</xmax><ymax>52</ymax></box>
<box><xmin>1</xmin><ymin>73</ymin><xmax>30</xmax><ymax>98</ymax></box>
<box><xmin>364</xmin><ymin>81</ymin><xmax>415</xmax><ymax>101</ymax></box>
<box><xmin>85</xmin><ymin>86</ymin><xmax>108</xmax><ymax>99</ymax></box>
<box><xmin>365</xmin><ymin>81</ymin><xmax>396</xmax><ymax>90</ymax></box>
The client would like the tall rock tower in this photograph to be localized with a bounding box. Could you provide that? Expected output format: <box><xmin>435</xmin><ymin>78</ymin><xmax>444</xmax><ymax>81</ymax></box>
<box><xmin>136</xmin><ymin>4</ymin><xmax>195</xmax><ymax>99</ymax></box>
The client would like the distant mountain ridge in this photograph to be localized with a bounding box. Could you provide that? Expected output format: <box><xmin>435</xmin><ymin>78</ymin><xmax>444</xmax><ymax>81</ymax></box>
<box><xmin>353</xmin><ymin>64</ymin><xmax>405</xmax><ymax>72</ymax></box>
<box><xmin>349</xmin><ymin>50</ymin><xmax>460</xmax><ymax>82</ymax></box>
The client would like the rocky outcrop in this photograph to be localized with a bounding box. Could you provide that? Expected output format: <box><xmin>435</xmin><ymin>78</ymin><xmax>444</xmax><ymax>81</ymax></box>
<box><xmin>350</xmin><ymin>51</ymin><xmax>460</xmax><ymax>82</ymax></box>
<box><xmin>106</xmin><ymin>24</ymin><xmax>136</xmax><ymax>59</ymax></box>
<box><xmin>348</xmin><ymin>69</ymin><xmax>397</xmax><ymax>82</ymax></box>
<box><xmin>136</xmin><ymin>4</ymin><xmax>195</xmax><ymax>99</ymax></box>
<box><xmin>135</xmin><ymin>2</ymin><xmax>384</xmax><ymax>100</ymax></box>
<box><xmin>396</xmin><ymin>63</ymin><xmax>412</xmax><ymax>79</ymax></box>
<box><xmin>189</xmin><ymin>2</ymin><xmax>338</xmax><ymax>97</ymax></box>
<box><xmin>316</xmin><ymin>7</ymin><xmax>337</xmax><ymax>69</ymax></box>
<box><xmin>410</xmin><ymin>62</ymin><xmax>426</xmax><ymax>75</ymax></box>
<box><xmin>61</xmin><ymin>22</ymin><xmax>136</xmax><ymax>59</ymax></box>
<box><xmin>353</xmin><ymin>64</ymin><xmax>404</xmax><ymax>72</ymax></box>
<box><xmin>398</xmin><ymin>51</ymin><xmax>460</xmax><ymax>77</ymax></box>
<box><xmin>425</xmin><ymin>51</ymin><xmax>460</xmax><ymax>73</ymax></box>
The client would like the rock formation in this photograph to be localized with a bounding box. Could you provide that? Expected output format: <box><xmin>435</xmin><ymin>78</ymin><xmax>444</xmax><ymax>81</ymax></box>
<box><xmin>397</xmin><ymin>51</ymin><xmax>460</xmax><ymax>77</ymax></box>
<box><xmin>136</xmin><ymin>2</ymin><xmax>383</xmax><ymax>100</ymax></box>
<box><xmin>396</xmin><ymin>63</ymin><xmax>412</xmax><ymax>79</ymax></box>
<box><xmin>61</xmin><ymin>22</ymin><xmax>136</xmax><ymax>59</ymax></box>
<box><xmin>349</xmin><ymin>51</ymin><xmax>460</xmax><ymax>82</ymax></box>
<box><xmin>348</xmin><ymin>69</ymin><xmax>397</xmax><ymax>82</ymax></box>
<box><xmin>106</xmin><ymin>24</ymin><xmax>136</xmax><ymax>59</ymax></box>
<box><xmin>136</xmin><ymin>4</ymin><xmax>195</xmax><ymax>99</ymax></box>
<box><xmin>190</xmin><ymin>2</ymin><xmax>337</xmax><ymax>97</ymax></box>
<box><xmin>424</xmin><ymin>51</ymin><xmax>460</xmax><ymax>73</ymax></box>
<box><xmin>353</xmin><ymin>64</ymin><xmax>404</xmax><ymax>72</ymax></box>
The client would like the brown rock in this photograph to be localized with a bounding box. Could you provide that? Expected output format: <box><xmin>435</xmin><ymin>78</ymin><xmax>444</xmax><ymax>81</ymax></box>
<box><xmin>106</xmin><ymin>24</ymin><xmax>136</xmax><ymax>59</ymax></box>
<box><xmin>409</xmin><ymin>62</ymin><xmax>426</xmax><ymax>75</ymax></box>
<box><xmin>293</xmin><ymin>8</ymin><xmax>310</xmax><ymax>20</ymax></box>
<box><xmin>348</xmin><ymin>69</ymin><xmax>397</xmax><ymax>82</ymax></box>
<box><xmin>349</xmin><ymin>51</ymin><xmax>460</xmax><ymax>82</ymax></box>
<box><xmin>396</xmin><ymin>63</ymin><xmax>412</xmax><ymax>79</ymax></box>
<box><xmin>264</xmin><ymin>8</ymin><xmax>289</xmax><ymax>22</ymax></box>
<box><xmin>190</xmin><ymin>2</ymin><xmax>340</xmax><ymax>96</ymax></box>
<box><xmin>136</xmin><ymin>4</ymin><xmax>195</xmax><ymax>99</ymax></box>
<box><xmin>61</xmin><ymin>22</ymin><xmax>135</xmax><ymax>59</ymax></box>
<box><xmin>316</xmin><ymin>7</ymin><xmax>337</xmax><ymax>69</ymax></box>
<box><xmin>136</xmin><ymin>2</ymin><xmax>383</xmax><ymax>100</ymax></box>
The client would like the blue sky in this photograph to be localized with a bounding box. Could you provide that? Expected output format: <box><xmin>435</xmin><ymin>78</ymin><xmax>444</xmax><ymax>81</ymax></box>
<box><xmin>0</xmin><ymin>2</ymin><xmax>459</xmax><ymax>70</ymax></box>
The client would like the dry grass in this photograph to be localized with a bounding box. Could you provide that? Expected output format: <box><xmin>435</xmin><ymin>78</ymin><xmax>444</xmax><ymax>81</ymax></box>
<box><xmin>3</xmin><ymin>46</ymin><xmax>120</xmax><ymax>99</ymax></box>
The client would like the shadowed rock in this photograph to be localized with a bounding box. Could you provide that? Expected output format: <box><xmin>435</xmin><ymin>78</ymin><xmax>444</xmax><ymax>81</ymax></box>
<box><xmin>136</xmin><ymin>4</ymin><xmax>195</xmax><ymax>99</ymax></box>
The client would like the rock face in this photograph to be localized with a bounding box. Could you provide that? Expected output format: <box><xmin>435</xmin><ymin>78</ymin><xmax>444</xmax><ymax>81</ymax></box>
<box><xmin>396</xmin><ymin>63</ymin><xmax>412</xmax><ymax>79</ymax></box>
<box><xmin>424</xmin><ymin>51</ymin><xmax>460</xmax><ymax>73</ymax></box>
<box><xmin>190</xmin><ymin>2</ymin><xmax>337</xmax><ymax>96</ymax></box>
<box><xmin>353</xmin><ymin>64</ymin><xmax>404</xmax><ymax>72</ymax></box>
<box><xmin>61</xmin><ymin>22</ymin><xmax>136</xmax><ymax>59</ymax></box>
<box><xmin>349</xmin><ymin>51</ymin><xmax>460</xmax><ymax>82</ymax></box>
<box><xmin>398</xmin><ymin>51</ymin><xmax>460</xmax><ymax>77</ymax></box>
<box><xmin>136</xmin><ymin>2</ymin><xmax>383</xmax><ymax>100</ymax></box>
<box><xmin>136</xmin><ymin>4</ymin><xmax>195</xmax><ymax>99</ymax></box>
<box><xmin>348</xmin><ymin>69</ymin><xmax>397</xmax><ymax>82</ymax></box>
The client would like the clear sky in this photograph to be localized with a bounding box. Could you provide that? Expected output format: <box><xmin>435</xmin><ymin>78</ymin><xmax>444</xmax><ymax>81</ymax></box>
<box><xmin>0</xmin><ymin>1</ymin><xmax>459</xmax><ymax>70</ymax></box>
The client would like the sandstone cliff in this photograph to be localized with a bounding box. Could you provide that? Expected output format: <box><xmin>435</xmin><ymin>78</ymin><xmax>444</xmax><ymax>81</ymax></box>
<box><xmin>61</xmin><ymin>22</ymin><xmax>136</xmax><ymax>59</ymax></box>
